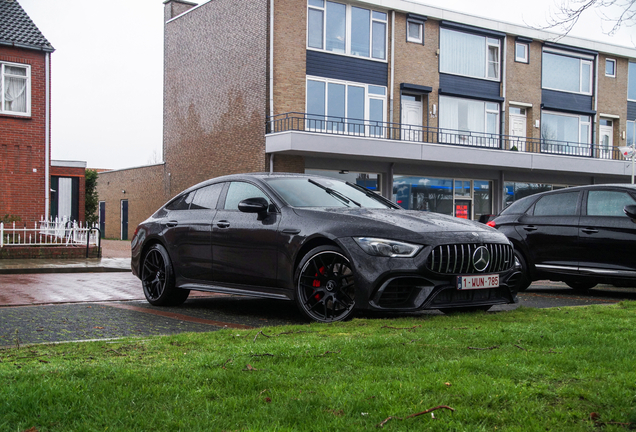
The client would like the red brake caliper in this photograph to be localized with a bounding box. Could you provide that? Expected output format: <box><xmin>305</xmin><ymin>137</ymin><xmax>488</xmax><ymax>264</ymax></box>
<box><xmin>312</xmin><ymin>266</ymin><xmax>325</xmax><ymax>300</ymax></box>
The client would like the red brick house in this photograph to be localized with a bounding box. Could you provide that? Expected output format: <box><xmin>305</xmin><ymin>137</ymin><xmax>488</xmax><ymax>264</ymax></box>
<box><xmin>0</xmin><ymin>0</ymin><xmax>54</xmax><ymax>226</ymax></box>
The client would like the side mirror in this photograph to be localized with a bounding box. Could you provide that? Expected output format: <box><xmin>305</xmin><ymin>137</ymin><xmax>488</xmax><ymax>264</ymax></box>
<box><xmin>624</xmin><ymin>204</ymin><xmax>636</xmax><ymax>221</ymax></box>
<box><xmin>238</xmin><ymin>197</ymin><xmax>269</xmax><ymax>215</ymax></box>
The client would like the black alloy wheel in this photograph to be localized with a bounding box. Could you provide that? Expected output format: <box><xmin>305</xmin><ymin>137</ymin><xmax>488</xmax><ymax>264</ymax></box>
<box><xmin>141</xmin><ymin>244</ymin><xmax>190</xmax><ymax>306</ymax></box>
<box><xmin>295</xmin><ymin>246</ymin><xmax>356</xmax><ymax>323</ymax></box>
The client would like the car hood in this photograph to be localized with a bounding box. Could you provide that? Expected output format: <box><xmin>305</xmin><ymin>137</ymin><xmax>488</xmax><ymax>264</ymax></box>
<box><xmin>293</xmin><ymin>207</ymin><xmax>506</xmax><ymax>244</ymax></box>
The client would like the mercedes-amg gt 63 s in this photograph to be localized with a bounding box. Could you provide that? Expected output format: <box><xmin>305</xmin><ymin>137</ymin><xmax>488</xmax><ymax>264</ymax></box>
<box><xmin>131</xmin><ymin>173</ymin><xmax>521</xmax><ymax>322</ymax></box>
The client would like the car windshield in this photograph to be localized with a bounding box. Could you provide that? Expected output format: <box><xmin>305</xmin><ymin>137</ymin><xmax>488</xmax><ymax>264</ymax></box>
<box><xmin>264</xmin><ymin>177</ymin><xmax>396</xmax><ymax>209</ymax></box>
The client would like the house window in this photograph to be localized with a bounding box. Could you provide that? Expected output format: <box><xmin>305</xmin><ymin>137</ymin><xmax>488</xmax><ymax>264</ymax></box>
<box><xmin>407</xmin><ymin>19</ymin><xmax>423</xmax><ymax>44</ymax></box>
<box><xmin>515</xmin><ymin>42</ymin><xmax>528</xmax><ymax>63</ymax></box>
<box><xmin>627</xmin><ymin>121</ymin><xmax>636</xmax><ymax>147</ymax></box>
<box><xmin>605</xmin><ymin>58</ymin><xmax>616</xmax><ymax>77</ymax></box>
<box><xmin>628</xmin><ymin>63</ymin><xmax>636</xmax><ymax>101</ymax></box>
<box><xmin>1</xmin><ymin>62</ymin><xmax>30</xmax><ymax>115</ymax></box>
<box><xmin>438</xmin><ymin>95</ymin><xmax>500</xmax><ymax>147</ymax></box>
<box><xmin>439</xmin><ymin>28</ymin><xmax>500</xmax><ymax>80</ymax></box>
<box><xmin>307</xmin><ymin>0</ymin><xmax>387</xmax><ymax>61</ymax></box>
<box><xmin>542</xmin><ymin>51</ymin><xmax>593</xmax><ymax>95</ymax></box>
<box><xmin>541</xmin><ymin>111</ymin><xmax>591</xmax><ymax>156</ymax></box>
<box><xmin>306</xmin><ymin>77</ymin><xmax>386</xmax><ymax>136</ymax></box>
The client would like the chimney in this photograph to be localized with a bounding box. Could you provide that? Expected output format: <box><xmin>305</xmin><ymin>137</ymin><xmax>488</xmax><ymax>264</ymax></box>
<box><xmin>163</xmin><ymin>0</ymin><xmax>198</xmax><ymax>22</ymax></box>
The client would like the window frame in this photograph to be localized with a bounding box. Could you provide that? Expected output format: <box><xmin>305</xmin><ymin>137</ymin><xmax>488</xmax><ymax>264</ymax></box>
<box><xmin>541</xmin><ymin>49</ymin><xmax>594</xmax><ymax>96</ymax></box>
<box><xmin>605</xmin><ymin>58</ymin><xmax>616</xmax><ymax>78</ymax></box>
<box><xmin>515</xmin><ymin>42</ymin><xmax>529</xmax><ymax>63</ymax></box>
<box><xmin>406</xmin><ymin>18</ymin><xmax>424</xmax><ymax>44</ymax></box>
<box><xmin>439</xmin><ymin>28</ymin><xmax>501</xmax><ymax>82</ymax></box>
<box><xmin>0</xmin><ymin>61</ymin><xmax>31</xmax><ymax>117</ymax></box>
<box><xmin>305</xmin><ymin>76</ymin><xmax>387</xmax><ymax>136</ymax></box>
<box><xmin>307</xmin><ymin>0</ymin><xmax>388</xmax><ymax>62</ymax></box>
<box><xmin>540</xmin><ymin>110</ymin><xmax>592</xmax><ymax>156</ymax></box>
<box><xmin>628</xmin><ymin>62</ymin><xmax>636</xmax><ymax>102</ymax></box>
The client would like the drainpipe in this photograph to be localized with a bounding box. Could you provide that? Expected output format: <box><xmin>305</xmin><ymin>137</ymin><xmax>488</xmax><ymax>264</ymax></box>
<box><xmin>45</xmin><ymin>52</ymin><xmax>51</xmax><ymax>220</ymax></box>
<box><xmin>268</xmin><ymin>0</ymin><xmax>275</xmax><ymax>172</ymax></box>
<box><xmin>389</xmin><ymin>11</ymin><xmax>395</xmax><ymax>124</ymax></box>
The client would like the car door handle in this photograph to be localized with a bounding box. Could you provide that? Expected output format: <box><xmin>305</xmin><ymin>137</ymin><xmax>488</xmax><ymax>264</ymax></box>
<box><xmin>166</xmin><ymin>221</ymin><xmax>178</xmax><ymax>227</ymax></box>
<box><xmin>522</xmin><ymin>225</ymin><xmax>538</xmax><ymax>231</ymax></box>
<box><xmin>581</xmin><ymin>228</ymin><xmax>599</xmax><ymax>234</ymax></box>
<box><xmin>216</xmin><ymin>220</ymin><xmax>230</xmax><ymax>228</ymax></box>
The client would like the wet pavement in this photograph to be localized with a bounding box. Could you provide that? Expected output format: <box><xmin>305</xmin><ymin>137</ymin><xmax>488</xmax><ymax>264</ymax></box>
<box><xmin>1</xmin><ymin>269</ymin><xmax>634</xmax><ymax>348</ymax></box>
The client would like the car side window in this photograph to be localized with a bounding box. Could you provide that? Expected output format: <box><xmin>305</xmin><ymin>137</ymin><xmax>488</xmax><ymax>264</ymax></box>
<box><xmin>190</xmin><ymin>183</ymin><xmax>223</xmax><ymax>210</ymax></box>
<box><xmin>165</xmin><ymin>192</ymin><xmax>194</xmax><ymax>211</ymax></box>
<box><xmin>587</xmin><ymin>191</ymin><xmax>636</xmax><ymax>216</ymax></box>
<box><xmin>224</xmin><ymin>182</ymin><xmax>270</xmax><ymax>210</ymax></box>
<box><xmin>533</xmin><ymin>192</ymin><xmax>579</xmax><ymax>216</ymax></box>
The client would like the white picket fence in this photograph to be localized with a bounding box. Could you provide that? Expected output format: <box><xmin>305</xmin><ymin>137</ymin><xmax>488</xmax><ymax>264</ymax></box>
<box><xmin>0</xmin><ymin>218</ymin><xmax>100</xmax><ymax>248</ymax></box>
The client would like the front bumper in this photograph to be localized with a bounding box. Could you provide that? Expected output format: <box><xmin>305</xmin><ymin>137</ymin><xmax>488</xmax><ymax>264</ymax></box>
<box><xmin>339</xmin><ymin>237</ymin><xmax>520</xmax><ymax>312</ymax></box>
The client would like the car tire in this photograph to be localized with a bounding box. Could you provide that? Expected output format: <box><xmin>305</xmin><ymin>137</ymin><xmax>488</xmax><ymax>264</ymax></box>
<box><xmin>294</xmin><ymin>245</ymin><xmax>356</xmax><ymax>323</ymax></box>
<box><xmin>141</xmin><ymin>243</ymin><xmax>190</xmax><ymax>306</ymax></box>
<box><xmin>514</xmin><ymin>250</ymin><xmax>532</xmax><ymax>292</ymax></box>
<box><xmin>565</xmin><ymin>281</ymin><xmax>597</xmax><ymax>292</ymax></box>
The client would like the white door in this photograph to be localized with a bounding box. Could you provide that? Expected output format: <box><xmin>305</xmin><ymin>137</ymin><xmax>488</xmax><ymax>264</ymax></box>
<box><xmin>401</xmin><ymin>95</ymin><xmax>423</xmax><ymax>141</ymax></box>
<box><xmin>599</xmin><ymin>121</ymin><xmax>613</xmax><ymax>160</ymax></box>
<box><xmin>509</xmin><ymin>108</ymin><xmax>527</xmax><ymax>151</ymax></box>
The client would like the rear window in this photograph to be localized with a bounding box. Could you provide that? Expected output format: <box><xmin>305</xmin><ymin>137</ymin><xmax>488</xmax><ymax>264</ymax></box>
<box><xmin>587</xmin><ymin>190</ymin><xmax>636</xmax><ymax>216</ymax></box>
<box><xmin>500</xmin><ymin>196</ymin><xmax>535</xmax><ymax>215</ymax></box>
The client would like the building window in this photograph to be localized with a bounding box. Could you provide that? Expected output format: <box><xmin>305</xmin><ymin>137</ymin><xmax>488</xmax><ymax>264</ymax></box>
<box><xmin>307</xmin><ymin>0</ymin><xmax>387</xmax><ymax>61</ymax></box>
<box><xmin>541</xmin><ymin>111</ymin><xmax>591</xmax><ymax>156</ymax></box>
<box><xmin>407</xmin><ymin>19</ymin><xmax>423</xmax><ymax>44</ymax></box>
<box><xmin>438</xmin><ymin>95</ymin><xmax>500</xmax><ymax>147</ymax></box>
<box><xmin>515</xmin><ymin>42</ymin><xmax>528</xmax><ymax>63</ymax></box>
<box><xmin>628</xmin><ymin>63</ymin><xmax>636</xmax><ymax>101</ymax></box>
<box><xmin>439</xmin><ymin>28</ymin><xmax>500</xmax><ymax>80</ymax></box>
<box><xmin>542</xmin><ymin>50</ymin><xmax>593</xmax><ymax>95</ymax></box>
<box><xmin>627</xmin><ymin>121</ymin><xmax>636</xmax><ymax>147</ymax></box>
<box><xmin>306</xmin><ymin>77</ymin><xmax>386</xmax><ymax>136</ymax></box>
<box><xmin>605</xmin><ymin>58</ymin><xmax>616</xmax><ymax>77</ymax></box>
<box><xmin>1</xmin><ymin>62</ymin><xmax>30</xmax><ymax>115</ymax></box>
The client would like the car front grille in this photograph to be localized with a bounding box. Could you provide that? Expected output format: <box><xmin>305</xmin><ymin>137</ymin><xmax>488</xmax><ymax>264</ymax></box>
<box><xmin>426</xmin><ymin>243</ymin><xmax>514</xmax><ymax>275</ymax></box>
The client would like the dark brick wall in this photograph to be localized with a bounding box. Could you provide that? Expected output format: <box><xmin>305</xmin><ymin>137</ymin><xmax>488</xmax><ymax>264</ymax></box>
<box><xmin>0</xmin><ymin>246</ymin><xmax>99</xmax><ymax>260</ymax></box>
<box><xmin>163</xmin><ymin>0</ymin><xmax>269</xmax><ymax>196</ymax></box>
<box><xmin>0</xmin><ymin>46</ymin><xmax>50</xmax><ymax>226</ymax></box>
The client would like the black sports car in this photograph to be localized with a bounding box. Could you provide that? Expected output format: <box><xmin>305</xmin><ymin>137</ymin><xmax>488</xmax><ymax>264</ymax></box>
<box><xmin>131</xmin><ymin>173</ymin><xmax>521</xmax><ymax>322</ymax></box>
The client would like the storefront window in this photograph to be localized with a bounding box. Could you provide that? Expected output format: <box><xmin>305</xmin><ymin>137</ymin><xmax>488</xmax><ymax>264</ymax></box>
<box><xmin>473</xmin><ymin>180</ymin><xmax>492</xmax><ymax>220</ymax></box>
<box><xmin>305</xmin><ymin>169</ymin><xmax>381</xmax><ymax>192</ymax></box>
<box><xmin>504</xmin><ymin>182</ymin><xmax>554</xmax><ymax>207</ymax></box>
<box><xmin>393</xmin><ymin>176</ymin><xmax>453</xmax><ymax>214</ymax></box>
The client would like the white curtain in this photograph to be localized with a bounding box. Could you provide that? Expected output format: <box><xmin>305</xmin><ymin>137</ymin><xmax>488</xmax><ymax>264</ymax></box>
<box><xmin>4</xmin><ymin>76</ymin><xmax>27</xmax><ymax>113</ymax></box>
<box><xmin>440</xmin><ymin>29</ymin><xmax>485</xmax><ymax>78</ymax></box>
<box><xmin>58</xmin><ymin>178</ymin><xmax>73</xmax><ymax>221</ymax></box>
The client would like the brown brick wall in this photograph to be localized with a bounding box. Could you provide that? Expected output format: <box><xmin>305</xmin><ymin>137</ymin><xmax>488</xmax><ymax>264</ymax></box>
<box><xmin>0</xmin><ymin>46</ymin><xmax>50</xmax><ymax>226</ymax></box>
<box><xmin>505</xmin><ymin>38</ymin><xmax>542</xmax><ymax>141</ymax></box>
<box><xmin>597</xmin><ymin>54</ymin><xmax>628</xmax><ymax>149</ymax></box>
<box><xmin>96</xmin><ymin>164</ymin><xmax>166</xmax><ymax>239</ymax></box>
<box><xmin>163</xmin><ymin>0</ymin><xmax>269</xmax><ymax>195</ymax></box>
<box><xmin>0</xmin><ymin>245</ymin><xmax>99</xmax><ymax>260</ymax></box>
<box><xmin>392</xmin><ymin>14</ymin><xmax>440</xmax><ymax>128</ymax></box>
<box><xmin>50</xmin><ymin>165</ymin><xmax>86</xmax><ymax>223</ymax></box>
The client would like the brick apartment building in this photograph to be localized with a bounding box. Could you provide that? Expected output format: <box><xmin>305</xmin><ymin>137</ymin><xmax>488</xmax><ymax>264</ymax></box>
<box><xmin>97</xmin><ymin>0</ymin><xmax>636</xmax><ymax>239</ymax></box>
<box><xmin>0</xmin><ymin>0</ymin><xmax>54</xmax><ymax>227</ymax></box>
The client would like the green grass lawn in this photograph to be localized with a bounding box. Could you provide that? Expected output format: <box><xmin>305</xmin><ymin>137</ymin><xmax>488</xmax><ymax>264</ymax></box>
<box><xmin>2</xmin><ymin>302</ymin><xmax>636</xmax><ymax>431</ymax></box>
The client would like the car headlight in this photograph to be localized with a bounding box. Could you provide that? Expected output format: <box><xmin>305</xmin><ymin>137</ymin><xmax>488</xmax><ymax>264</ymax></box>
<box><xmin>354</xmin><ymin>237</ymin><xmax>421</xmax><ymax>258</ymax></box>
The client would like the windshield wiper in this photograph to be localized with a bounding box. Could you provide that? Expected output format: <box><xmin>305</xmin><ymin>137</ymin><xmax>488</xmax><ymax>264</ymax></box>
<box><xmin>308</xmin><ymin>178</ymin><xmax>361</xmax><ymax>207</ymax></box>
<box><xmin>345</xmin><ymin>181</ymin><xmax>400</xmax><ymax>209</ymax></box>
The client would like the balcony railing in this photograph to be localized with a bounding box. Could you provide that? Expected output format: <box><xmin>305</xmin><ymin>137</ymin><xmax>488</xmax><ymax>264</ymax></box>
<box><xmin>267</xmin><ymin>112</ymin><xmax>623</xmax><ymax>160</ymax></box>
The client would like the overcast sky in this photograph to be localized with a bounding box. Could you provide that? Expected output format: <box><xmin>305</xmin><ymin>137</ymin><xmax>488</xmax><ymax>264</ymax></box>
<box><xmin>17</xmin><ymin>0</ymin><xmax>635</xmax><ymax>170</ymax></box>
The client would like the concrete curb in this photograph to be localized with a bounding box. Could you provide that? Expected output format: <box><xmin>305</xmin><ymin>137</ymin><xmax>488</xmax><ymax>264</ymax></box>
<box><xmin>0</xmin><ymin>258</ymin><xmax>132</xmax><ymax>275</ymax></box>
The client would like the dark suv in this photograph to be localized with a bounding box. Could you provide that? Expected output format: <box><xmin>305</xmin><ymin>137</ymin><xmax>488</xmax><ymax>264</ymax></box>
<box><xmin>489</xmin><ymin>184</ymin><xmax>636</xmax><ymax>291</ymax></box>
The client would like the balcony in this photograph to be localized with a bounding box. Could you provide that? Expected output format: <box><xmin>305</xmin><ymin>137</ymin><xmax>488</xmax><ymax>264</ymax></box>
<box><xmin>266</xmin><ymin>113</ymin><xmax>630</xmax><ymax>180</ymax></box>
<box><xmin>267</xmin><ymin>112</ymin><xmax>622</xmax><ymax>160</ymax></box>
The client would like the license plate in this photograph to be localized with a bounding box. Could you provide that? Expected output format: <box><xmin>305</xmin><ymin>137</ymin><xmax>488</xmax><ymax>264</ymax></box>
<box><xmin>457</xmin><ymin>274</ymin><xmax>499</xmax><ymax>290</ymax></box>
